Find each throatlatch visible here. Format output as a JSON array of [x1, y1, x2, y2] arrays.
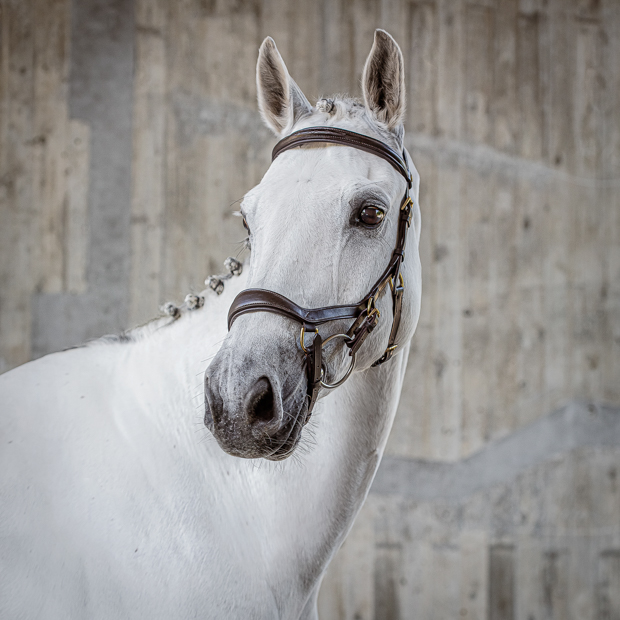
[[227, 126, 415, 418]]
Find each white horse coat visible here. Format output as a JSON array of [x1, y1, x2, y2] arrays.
[[0, 30, 421, 619]]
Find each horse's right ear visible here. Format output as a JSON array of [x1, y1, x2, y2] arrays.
[[257, 37, 312, 136]]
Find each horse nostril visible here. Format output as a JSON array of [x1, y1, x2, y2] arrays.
[[246, 377, 276, 424]]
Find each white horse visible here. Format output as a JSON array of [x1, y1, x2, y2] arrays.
[[0, 30, 421, 619]]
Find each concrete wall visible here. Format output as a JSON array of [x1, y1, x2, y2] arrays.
[[0, 0, 618, 617], [323, 401, 620, 619]]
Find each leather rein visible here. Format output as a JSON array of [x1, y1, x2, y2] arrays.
[[227, 126, 414, 416]]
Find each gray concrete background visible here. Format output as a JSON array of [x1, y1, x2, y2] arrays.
[[31, 0, 135, 356]]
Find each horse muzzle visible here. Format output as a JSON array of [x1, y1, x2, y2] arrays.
[[203, 325, 309, 460]]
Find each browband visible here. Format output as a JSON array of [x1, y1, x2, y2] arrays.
[[272, 126, 412, 188], [228, 126, 414, 417]]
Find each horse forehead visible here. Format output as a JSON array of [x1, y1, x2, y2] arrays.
[[257, 147, 397, 206]]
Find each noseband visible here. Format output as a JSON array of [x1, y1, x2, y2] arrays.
[[228, 126, 414, 417]]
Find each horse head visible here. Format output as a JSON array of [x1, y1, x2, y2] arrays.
[[204, 30, 421, 460]]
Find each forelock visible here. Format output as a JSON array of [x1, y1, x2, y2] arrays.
[[293, 95, 404, 152]]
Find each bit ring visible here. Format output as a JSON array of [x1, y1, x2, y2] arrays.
[[319, 333, 356, 389]]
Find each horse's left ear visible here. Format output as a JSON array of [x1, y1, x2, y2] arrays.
[[362, 29, 406, 131], [256, 37, 313, 136]]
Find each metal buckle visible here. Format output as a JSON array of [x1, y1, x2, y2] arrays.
[[300, 325, 318, 354], [389, 273, 405, 294], [367, 294, 382, 318], [401, 196, 414, 227]]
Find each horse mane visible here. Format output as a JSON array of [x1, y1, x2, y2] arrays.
[[80, 313, 185, 348], [89, 315, 174, 347], [83, 257, 246, 348]]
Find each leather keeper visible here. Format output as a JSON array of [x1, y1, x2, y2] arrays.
[[347, 311, 379, 357], [306, 332, 323, 416]]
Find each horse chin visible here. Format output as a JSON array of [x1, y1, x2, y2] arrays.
[[263, 409, 307, 461]]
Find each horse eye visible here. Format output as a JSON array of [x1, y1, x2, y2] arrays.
[[359, 206, 385, 227], [242, 217, 250, 233]]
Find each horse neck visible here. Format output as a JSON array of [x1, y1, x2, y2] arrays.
[[234, 349, 410, 589]]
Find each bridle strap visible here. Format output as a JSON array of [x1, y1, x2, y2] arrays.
[[272, 126, 412, 189], [228, 126, 414, 416]]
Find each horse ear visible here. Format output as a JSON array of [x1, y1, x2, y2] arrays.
[[362, 29, 406, 131], [256, 37, 312, 136]]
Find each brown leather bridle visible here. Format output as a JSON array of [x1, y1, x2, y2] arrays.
[[228, 126, 415, 416]]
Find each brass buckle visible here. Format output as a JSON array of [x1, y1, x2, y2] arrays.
[[401, 196, 414, 226], [389, 273, 405, 294], [300, 325, 318, 354], [367, 294, 381, 318]]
